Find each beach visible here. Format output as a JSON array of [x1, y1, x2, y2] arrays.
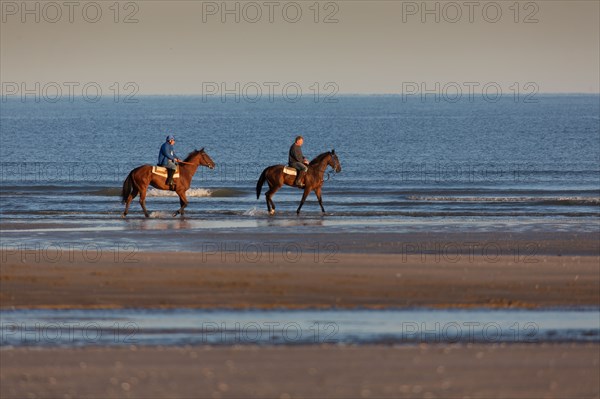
[[1, 249, 599, 310], [2, 198, 599, 399], [1, 242, 599, 398], [2, 344, 599, 399]]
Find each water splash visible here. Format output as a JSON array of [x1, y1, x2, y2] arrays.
[[147, 188, 213, 197], [148, 211, 171, 218], [243, 207, 267, 216]]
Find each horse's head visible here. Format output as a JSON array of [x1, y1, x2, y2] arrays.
[[186, 148, 215, 169], [198, 148, 215, 169], [328, 149, 342, 173]]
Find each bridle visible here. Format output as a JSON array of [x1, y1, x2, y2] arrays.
[[178, 151, 212, 168], [199, 151, 212, 168], [194, 150, 214, 168], [318, 153, 340, 182]]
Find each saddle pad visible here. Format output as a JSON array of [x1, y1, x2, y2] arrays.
[[152, 166, 180, 179], [283, 166, 297, 176]]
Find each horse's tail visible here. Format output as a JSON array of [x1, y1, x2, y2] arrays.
[[121, 171, 134, 203], [256, 167, 269, 199]]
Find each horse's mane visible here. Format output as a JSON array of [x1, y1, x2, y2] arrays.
[[184, 149, 204, 162], [309, 151, 331, 166]]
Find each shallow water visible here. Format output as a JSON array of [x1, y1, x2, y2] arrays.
[[1, 308, 598, 347]]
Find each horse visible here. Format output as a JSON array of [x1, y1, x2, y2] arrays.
[[121, 148, 215, 218], [256, 150, 341, 215]]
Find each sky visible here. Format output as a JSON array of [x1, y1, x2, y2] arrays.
[[1, 0, 599, 95]]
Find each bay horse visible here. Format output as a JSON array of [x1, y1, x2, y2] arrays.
[[121, 148, 215, 218], [256, 150, 341, 215]]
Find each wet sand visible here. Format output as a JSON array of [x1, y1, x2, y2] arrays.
[[1, 251, 598, 309], [1, 344, 599, 398], [2, 244, 599, 398]]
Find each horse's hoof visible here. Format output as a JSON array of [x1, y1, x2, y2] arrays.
[[121, 213, 127, 218], [172, 212, 178, 217], [269, 210, 275, 216]]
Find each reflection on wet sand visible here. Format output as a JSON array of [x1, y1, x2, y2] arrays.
[[258, 218, 325, 228], [123, 215, 326, 230], [134, 218, 193, 231]]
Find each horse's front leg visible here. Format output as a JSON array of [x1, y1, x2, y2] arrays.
[[296, 187, 311, 215], [314, 187, 325, 213], [174, 191, 188, 217]]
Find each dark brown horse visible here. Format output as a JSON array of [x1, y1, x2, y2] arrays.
[[256, 150, 341, 215], [121, 148, 215, 218]]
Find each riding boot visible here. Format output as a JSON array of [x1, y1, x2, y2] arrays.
[[166, 169, 175, 190], [294, 171, 306, 188]]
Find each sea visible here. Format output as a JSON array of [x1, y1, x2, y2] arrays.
[[0, 94, 599, 251]]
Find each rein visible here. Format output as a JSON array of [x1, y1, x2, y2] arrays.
[[312, 161, 334, 183], [178, 150, 208, 166]]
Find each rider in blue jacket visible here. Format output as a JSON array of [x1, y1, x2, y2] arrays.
[[158, 135, 181, 189]]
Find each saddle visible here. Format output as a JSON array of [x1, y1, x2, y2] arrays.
[[152, 165, 180, 179], [283, 166, 298, 176]]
